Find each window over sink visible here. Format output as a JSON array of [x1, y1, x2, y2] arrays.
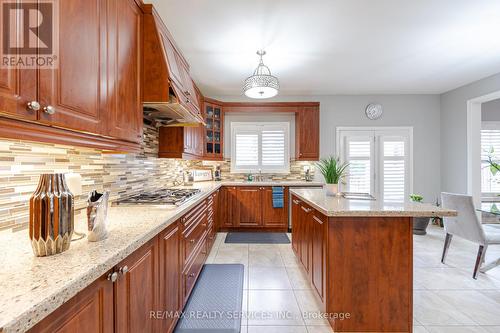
[[231, 122, 290, 173]]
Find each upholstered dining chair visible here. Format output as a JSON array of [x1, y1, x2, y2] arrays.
[[440, 193, 500, 279]]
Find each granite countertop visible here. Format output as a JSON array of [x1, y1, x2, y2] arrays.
[[0, 182, 224, 333], [219, 180, 323, 187], [0, 180, 321, 332], [290, 188, 457, 217]]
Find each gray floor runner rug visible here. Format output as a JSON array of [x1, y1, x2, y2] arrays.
[[174, 264, 244, 333]]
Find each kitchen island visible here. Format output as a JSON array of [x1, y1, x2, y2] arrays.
[[290, 188, 456, 333]]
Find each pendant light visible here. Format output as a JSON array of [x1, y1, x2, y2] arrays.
[[243, 50, 279, 99]]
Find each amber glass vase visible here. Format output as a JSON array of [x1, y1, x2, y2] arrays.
[[29, 174, 74, 256]]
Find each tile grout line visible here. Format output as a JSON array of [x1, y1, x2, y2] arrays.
[[278, 242, 308, 328], [245, 243, 249, 328]]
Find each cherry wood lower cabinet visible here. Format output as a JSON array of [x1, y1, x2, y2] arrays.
[[28, 274, 114, 333], [206, 189, 219, 249], [28, 196, 218, 333], [310, 211, 326, 301], [220, 186, 289, 231], [236, 187, 262, 227], [291, 194, 413, 332], [158, 222, 181, 333], [219, 186, 238, 229], [291, 197, 301, 254], [261, 187, 289, 228], [115, 237, 159, 333]]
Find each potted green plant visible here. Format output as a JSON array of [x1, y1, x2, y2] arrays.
[[410, 194, 430, 235], [487, 149, 499, 177], [316, 156, 349, 196]]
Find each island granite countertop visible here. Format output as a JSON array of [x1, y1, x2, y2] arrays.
[[290, 188, 457, 217], [0, 180, 322, 333]]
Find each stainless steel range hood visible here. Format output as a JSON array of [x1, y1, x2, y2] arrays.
[[143, 95, 202, 127]]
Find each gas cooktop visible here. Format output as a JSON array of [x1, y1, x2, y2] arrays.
[[116, 188, 201, 206]]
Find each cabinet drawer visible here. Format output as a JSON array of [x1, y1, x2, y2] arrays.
[[183, 237, 207, 303], [182, 200, 208, 230], [182, 213, 207, 265], [207, 220, 216, 248]]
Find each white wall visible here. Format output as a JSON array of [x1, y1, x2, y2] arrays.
[[215, 94, 442, 201], [440, 73, 500, 194], [482, 99, 500, 121]]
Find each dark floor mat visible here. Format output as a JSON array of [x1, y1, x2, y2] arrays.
[[174, 264, 244, 333], [225, 232, 290, 244]]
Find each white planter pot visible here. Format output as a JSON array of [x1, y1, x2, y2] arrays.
[[324, 183, 339, 196]]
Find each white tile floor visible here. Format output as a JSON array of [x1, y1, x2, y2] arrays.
[[205, 225, 500, 333]]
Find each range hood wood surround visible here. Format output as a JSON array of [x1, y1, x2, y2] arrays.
[[142, 4, 203, 126]]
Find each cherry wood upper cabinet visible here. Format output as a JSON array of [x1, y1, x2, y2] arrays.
[[105, 0, 143, 143], [158, 125, 203, 160], [158, 222, 181, 333], [0, 0, 143, 151], [203, 99, 224, 160], [261, 187, 289, 228], [0, 67, 38, 122], [0, 2, 38, 122], [222, 102, 319, 161], [296, 106, 320, 160], [115, 237, 159, 333], [28, 273, 114, 333], [38, 0, 104, 134]]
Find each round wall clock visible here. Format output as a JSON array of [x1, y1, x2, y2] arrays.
[[365, 103, 383, 120]]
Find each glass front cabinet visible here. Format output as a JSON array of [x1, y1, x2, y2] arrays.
[[204, 101, 224, 160]]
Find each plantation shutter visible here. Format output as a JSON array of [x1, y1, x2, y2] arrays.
[[231, 123, 290, 173], [262, 129, 286, 167], [481, 126, 500, 194], [344, 136, 373, 194], [339, 128, 412, 201], [234, 131, 259, 167], [381, 138, 407, 202]]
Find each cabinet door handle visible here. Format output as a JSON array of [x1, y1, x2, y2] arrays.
[[293, 199, 301, 204], [119, 266, 129, 275], [188, 273, 195, 278], [107, 272, 118, 283], [27, 101, 41, 111], [190, 239, 196, 243], [184, 90, 191, 96], [301, 206, 311, 213], [43, 105, 56, 115]]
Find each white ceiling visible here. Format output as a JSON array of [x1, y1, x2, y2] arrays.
[[148, 0, 500, 96]]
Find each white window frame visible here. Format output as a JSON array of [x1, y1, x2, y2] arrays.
[[336, 127, 414, 201], [481, 121, 500, 198], [231, 122, 290, 174]]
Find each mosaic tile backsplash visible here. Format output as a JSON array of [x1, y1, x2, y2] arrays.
[[0, 123, 315, 232]]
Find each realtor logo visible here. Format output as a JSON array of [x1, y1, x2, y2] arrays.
[[1, 0, 58, 68]]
